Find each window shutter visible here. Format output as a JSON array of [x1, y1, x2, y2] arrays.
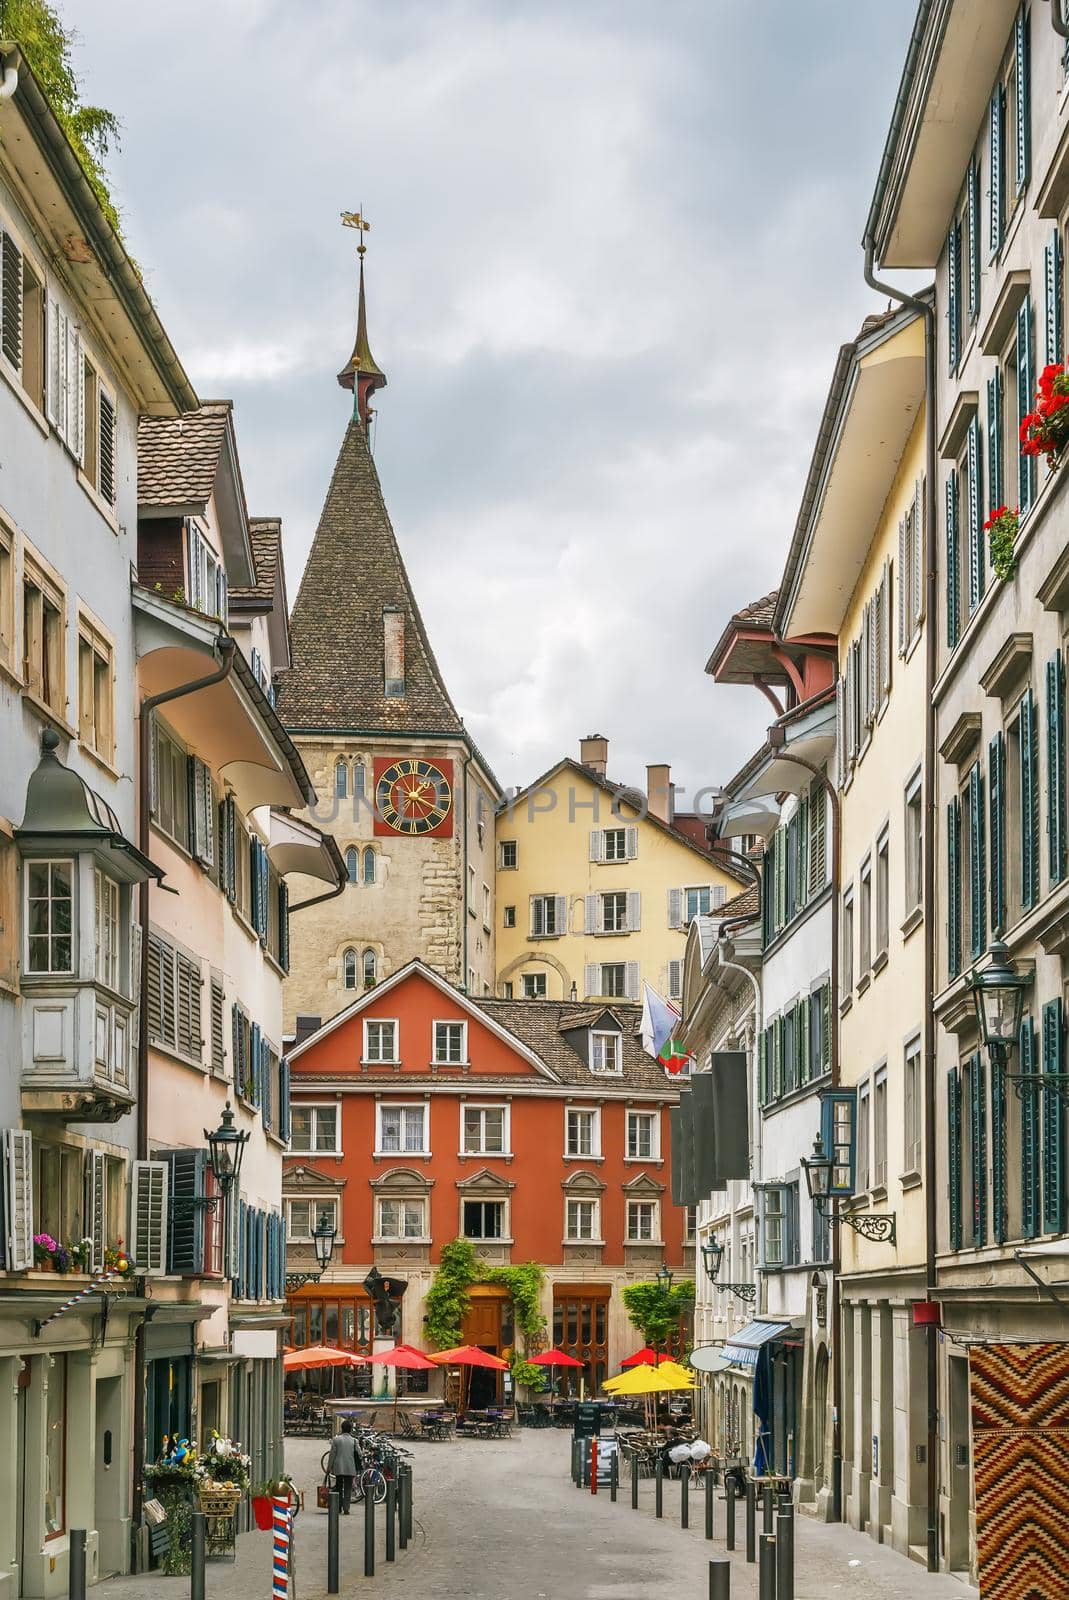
[[627, 890, 642, 932], [969, 762, 986, 960], [947, 221, 960, 373], [191, 759, 213, 867], [990, 86, 1004, 254], [1046, 227, 1064, 367], [1047, 651, 1067, 885], [237, 1198, 248, 1298], [969, 1053, 987, 1246], [1021, 686, 1039, 910], [149, 716, 160, 818], [947, 795, 962, 980], [553, 893, 568, 934], [989, 732, 1007, 936], [176, 952, 202, 1063], [667, 959, 683, 1001], [967, 414, 984, 612], [1, 231, 23, 371], [967, 158, 980, 322], [914, 477, 925, 630], [624, 961, 640, 1001], [166, 1148, 206, 1274], [835, 673, 846, 786], [129, 923, 143, 1064], [1018, 296, 1036, 513], [98, 387, 117, 504], [45, 296, 62, 428], [948, 1068, 962, 1251], [798, 994, 810, 1085], [280, 1057, 291, 1143], [584, 894, 598, 934], [881, 557, 892, 698], [1020, 1017, 1040, 1239], [3, 1129, 33, 1270], [86, 1149, 107, 1272], [946, 469, 960, 650], [249, 1022, 262, 1106], [992, 1052, 1007, 1245], [844, 641, 856, 762], [1015, 6, 1030, 195], [625, 825, 638, 860], [278, 880, 290, 973], [589, 830, 603, 863], [221, 794, 236, 902], [667, 888, 682, 930], [987, 371, 1003, 517], [583, 963, 598, 998], [897, 520, 907, 655], [66, 321, 82, 458], [210, 976, 225, 1075], [131, 1158, 168, 1277], [260, 1035, 271, 1131], [1042, 999, 1066, 1234]]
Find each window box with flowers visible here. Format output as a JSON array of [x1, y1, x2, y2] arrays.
[[1020, 364, 1069, 470], [984, 505, 1020, 582]]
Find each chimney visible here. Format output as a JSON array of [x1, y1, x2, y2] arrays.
[[294, 1014, 322, 1048], [579, 734, 608, 777], [647, 764, 673, 824]]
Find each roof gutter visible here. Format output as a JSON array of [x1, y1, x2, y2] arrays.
[[862, 0, 938, 260], [1049, 0, 1069, 40], [0, 47, 17, 99]]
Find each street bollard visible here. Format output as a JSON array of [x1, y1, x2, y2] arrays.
[[385, 1477, 396, 1564], [708, 1557, 731, 1600], [590, 1437, 598, 1495], [326, 1490, 340, 1595], [680, 1466, 689, 1529], [69, 1529, 86, 1600], [610, 1448, 618, 1503], [398, 1470, 409, 1552], [190, 1513, 206, 1600], [704, 1469, 714, 1540], [363, 1481, 375, 1579], [758, 1533, 777, 1600], [745, 1479, 756, 1563], [403, 1464, 414, 1544], [726, 1479, 736, 1551], [763, 1482, 774, 1534], [570, 1439, 577, 1483], [581, 1442, 590, 1487], [631, 1451, 639, 1510], [655, 1459, 664, 1518], [776, 1506, 794, 1600]]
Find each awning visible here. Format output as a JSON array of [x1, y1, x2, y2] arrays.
[[716, 795, 781, 842], [723, 1320, 796, 1373], [268, 809, 345, 887], [733, 699, 837, 804]]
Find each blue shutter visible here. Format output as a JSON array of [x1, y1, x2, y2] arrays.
[[280, 1057, 291, 1143], [992, 1053, 1007, 1245], [967, 414, 984, 612], [1046, 227, 1064, 367], [1021, 687, 1039, 910], [946, 470, 960, 649], [1021, 1018, 1040, 1239], [948, 1068, 962, 1251], [260, 842, 270, 941], [1015, 6, 1030, 195], [990, 86, 1004, 255], [987, 371, 1003, 516], [166, 1148, 206, 1275], [947, 795, 962, 980], [237, 1198, 247, 1296], [278, 880, 290, 973], [947, 221, 960, 373], [967, 158, 981, 323], [970, 1052, 987, 1247], [968, 761, 986, 960], [989, 732, 1006, 936], [1042, 999, 1066, 1235], [1047, 651, 1067, 885], [1018, 297, 1036, 513], [260, 1034, 270, 1130]]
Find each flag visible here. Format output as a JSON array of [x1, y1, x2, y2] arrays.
[[640, 983, 680, 1060], [658, 1040, 693, 1075]]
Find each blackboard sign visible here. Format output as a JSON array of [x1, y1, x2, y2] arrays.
[[574, 1402, 601, 1440]]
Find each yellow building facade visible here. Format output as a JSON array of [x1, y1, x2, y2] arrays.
[[494, 738, 742, 1002]]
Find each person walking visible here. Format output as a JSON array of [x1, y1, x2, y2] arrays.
[[327, 1419, 359, 1513]]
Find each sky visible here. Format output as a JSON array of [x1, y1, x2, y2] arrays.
[[71, 0, 918, 804]]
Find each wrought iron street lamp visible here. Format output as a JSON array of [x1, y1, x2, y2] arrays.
[[699, 1232, 756, 1303], [286, 1207, 338, 1295], [205, 1101, 250, 1195], [802, 1133, 897, 1246], [656, 1263, 674, 1295], [969, 939, 1029, 1060]]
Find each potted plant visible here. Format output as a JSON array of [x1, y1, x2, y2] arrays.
[[251, 1474, 296, 1530], [33, 1233, 58, 1270], [195, 1432, 251, 1510], [1020, 363, 1069, 466], [104, 1240, 134, 1276], [984, 505, 1020, 581]]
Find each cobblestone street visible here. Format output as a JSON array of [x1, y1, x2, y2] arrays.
[[102, 1432, 979, 1600]]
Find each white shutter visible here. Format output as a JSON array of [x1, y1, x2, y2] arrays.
[[667, 959, 683, 1001], [530, 896, 542, 937], [584, 894, 598, 934], [3, 1129, 33, 1271], [712, 884, 727, 909], [881, 558, 892, 699], [45, 296, 62, 427], [897, 519, 906, 655], [86, 1149, 107, 1272], [625, 826, 638, 860], [835, 674, 846, 789], [627, 890, 642, 931], [584, 963, 599, 998], [667, 888, 683, 929], [192, 759, 214, 867], [589, 830, 604, 863], [554, 894, 567, 933], [624, 961, 640, 1000], [66, 321, 82, 456], [913, 477, 925, 627], [131, 1158, 168, 1277]]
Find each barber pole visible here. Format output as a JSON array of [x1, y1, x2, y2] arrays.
[[33, 1268, 123, 1336], [271, 1497, 291, 1600]]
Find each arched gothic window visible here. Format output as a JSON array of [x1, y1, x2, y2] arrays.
[[353, 761, 366, 797], [334, 760, 348, 799], [362, 948, 377, 989], [362, 846, 376, 885], [343, 947, 357, 989], [345, 847, 359, 884]]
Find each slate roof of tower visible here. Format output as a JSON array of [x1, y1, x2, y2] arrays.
[[277, 421, 464, 735]]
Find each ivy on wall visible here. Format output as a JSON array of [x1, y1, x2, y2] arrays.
[[423, 1238, 549, 1388]]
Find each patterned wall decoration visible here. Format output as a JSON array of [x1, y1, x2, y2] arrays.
[[970, 1343, 1069, 1598]]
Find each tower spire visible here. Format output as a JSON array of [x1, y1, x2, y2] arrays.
[[338, 210, 387, 429]]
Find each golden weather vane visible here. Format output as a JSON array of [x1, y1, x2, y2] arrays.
[[341, 209, 371, 257]]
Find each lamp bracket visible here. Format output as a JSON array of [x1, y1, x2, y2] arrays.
[[1005, 1073, 1069, 1108], [838, 1211, 897, 1246], [172, 1195, 223, 1215], [720, 1282, 757, 1303], [285, 1271, 324, 1294]]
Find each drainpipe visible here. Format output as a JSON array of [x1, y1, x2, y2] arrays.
[[131, 636, 236, 1534], [1050, 0, 1069, 41], [288, 876, 345, 915], [863, 237, 939, 1574], [764, 734, 841, 1517]]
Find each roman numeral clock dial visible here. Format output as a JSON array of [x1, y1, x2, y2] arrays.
[[374, 759, 454, 836]]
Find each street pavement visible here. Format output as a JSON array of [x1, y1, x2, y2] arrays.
[[100, 1430, 980, 1600]]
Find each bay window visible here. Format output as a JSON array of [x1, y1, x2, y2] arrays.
[[26, 859, 73, 974], [94, 868, 120, 991]]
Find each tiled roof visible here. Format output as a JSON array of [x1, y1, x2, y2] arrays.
[[277, 422, 463, 735], [231, 517, 282, 605], [718, 883, 759, 921], [138, 401, 232, 508], [731, 591, 779, 629], [473, 998, 677, 1092]]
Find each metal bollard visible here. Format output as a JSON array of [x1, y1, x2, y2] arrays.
[[363, 1480, 375, 1579], [385, 1476, 396, 1563], [726, 1479, 736, 1550], [759, 1533, 777, 1600], [190, 1513, 206, 1600], [590, 1437, 598, 1495], [581, 1442, 590, 1487], [704, 1469, 714, 1540], [398, 1470, 409, 1552], [680, 1466, 689, 1529], [403, 1463, 414, 1544], [610, 1448, 618, 1503], [655, 1459, 664, 1517], [745, 1479, 756, 1563], [326, 1490, 340, 1594], [708, 1557, 731, 1600], [776, 1506, 794, 1600], [631, 1451, 639, 1510], [763, 1482, 774, 1534], [69, 1529, 86, 1600]]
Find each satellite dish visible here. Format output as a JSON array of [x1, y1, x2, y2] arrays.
[[688, 1345, 732, 1374]]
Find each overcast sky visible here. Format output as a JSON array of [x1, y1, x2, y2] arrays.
[[73, 0, 915, 803]]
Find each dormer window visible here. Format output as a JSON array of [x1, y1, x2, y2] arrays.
[[590, 1031, 621, 1074]]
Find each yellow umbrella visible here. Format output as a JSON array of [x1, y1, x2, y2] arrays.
[[656, 1360, 694, 1386], [603, 1363, 694, 1395]]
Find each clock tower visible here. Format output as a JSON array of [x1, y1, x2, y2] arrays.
[[276, 221, 499, 1033]]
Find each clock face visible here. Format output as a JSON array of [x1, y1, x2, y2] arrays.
[[374, 758, 454, 837]]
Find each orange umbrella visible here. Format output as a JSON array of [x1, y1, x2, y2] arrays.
[[282, 1345, 367, 1371], [429, 1345, 509, 1369]]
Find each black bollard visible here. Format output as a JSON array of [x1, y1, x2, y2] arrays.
[[385, 1476, 396, 1563], [759, 1533, 777, 1600], [655, 1459, 663, 1518], [69, 1530, 86, 1600], [631, 1451, 639, 1510], [581, 1442, 590, 1487], [726, 1478, 736, 1551], [708, 1557, 731, 1600], [364, 1480, 375, 1579], [681, 1466, 689, 1529], [190, 1513, 206, 1600], [398, 1470, 409, 1552], [704, 1469, 714, 1540], [610, 1448, 618, 1503], [745, 1479, 756, 1563], [776, 1506, 794, 1600], [402, 1464, 413, 1544], [326, 1490, 340, 1594], [763, 1482, 774, 1534]]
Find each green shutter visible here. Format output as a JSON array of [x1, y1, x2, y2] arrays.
[[970, 1051, 987, 1247], [1018, 296, 1036, 513], [799, 994, 810, 1085], [820, 983, 831, 1076], [989, 732, 1007, 936], [948, 1067, 963, 1251], [1021, 1016, 1041, 1239], [990, 86, 1004, 254], [967, 414, 984, 612], [967, 158, 981, 323], [1021, 686, 1040, 909], [758, 1030, 768, 1106], [946, 470, 960, 649], [947, 795, 963, 980], [1042, 999, 1067, 1235], [968, 761, 987, 960], [773, 1016, 783, 1099], [278, 880, 290, 973], [992, 1053, 1007, 1245], [1046, 227, 1064, 367], [1015, 6, 1030, 195], [987, 370, 1003, 515], [948, 221, 960, 373], [1047, 651, 1067, 885]]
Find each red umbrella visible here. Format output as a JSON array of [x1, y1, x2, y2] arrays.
[[620, 1346, 672, 1368], [283, 1345, 367, 1371], [526, 1346, 585, 1406], [430, 1344, 509, 1414], [368, 1345, 438, 1431]]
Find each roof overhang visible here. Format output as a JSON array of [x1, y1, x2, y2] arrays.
[[0, 48, 196, 414], [732, 697, 837, 803], [268, 810, 345, 887], [716, 795, 781, 843], [132, 586, 312, 812], [780, 316, 925, 637], [866, 0, 1021, 268]]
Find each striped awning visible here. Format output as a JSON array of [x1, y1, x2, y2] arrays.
[[723, 1320, 795, 1373]]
